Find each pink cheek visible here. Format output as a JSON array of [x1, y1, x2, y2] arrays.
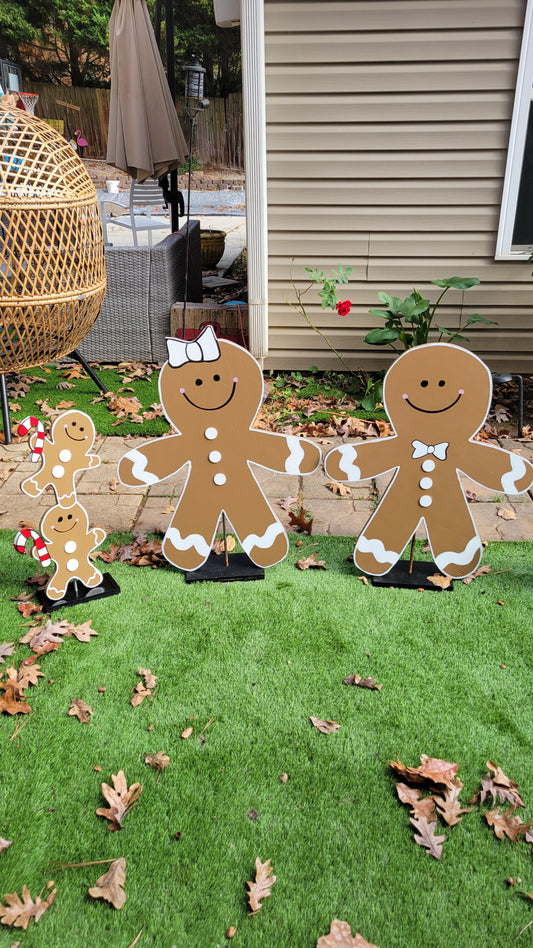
[[180, 388, 185, 394], [402, 393, 408, 400], [459, 389, 464, 395], [233, 377, 238, 383]]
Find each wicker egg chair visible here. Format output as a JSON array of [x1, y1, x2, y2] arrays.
[[0, 100, 108, 443]]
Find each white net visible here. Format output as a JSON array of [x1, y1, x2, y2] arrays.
[[17, 93, 39, 115]]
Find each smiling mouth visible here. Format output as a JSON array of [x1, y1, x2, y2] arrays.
[[65, 430, 86, 441], [182, 380, 237, 411], [405, 393, 462, 414], [52, 521, 77, 533]]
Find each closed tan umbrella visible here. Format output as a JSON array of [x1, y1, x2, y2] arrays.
[[107, 0, 188, 183]]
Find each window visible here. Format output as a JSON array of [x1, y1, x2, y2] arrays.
[[496, 0, 533, 258]]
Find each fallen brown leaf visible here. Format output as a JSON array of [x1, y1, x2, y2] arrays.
[[0, 837, 12, 851], [17, 601, 43, 618], [246, 857, 276, 915], [396, 783, 437, 821], [480, 760, 524, 808], [145, 752, 170, 771], [212, 535, 236, 555], [278, 495, 298, 511], [0, 884, 56, 929], [461, 564, 493, 585], [288, 507, 313, 534], [0, 642, 15, 663], [317, 919, 379, 948], [427, 573, 453, 589], [410, 815, 446, 859], [96, 770, 142, 831], [309, 715, 341, 734], [0, 675, 31, 715], [296, 554, 327, 570], [327, 481, 352, 497], [485, 806, 531, 842], [68, 698, 94, 724], [497, 507, 516, 520], [434, 778, 474, 826], [343, 673, 382, 691], [181, 727, 193, 739], [88, 858, 126, 910], [390, 755, 458, 790]]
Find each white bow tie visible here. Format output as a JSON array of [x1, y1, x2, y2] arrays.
[[412, 439, 449, 461], [166, 324, 221, 368]]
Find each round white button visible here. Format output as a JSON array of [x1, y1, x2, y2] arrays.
[[205, 427, 218, 440], [209, 450, 222, 463], [419, 477, 433, 490], [213, 473, 227, 486], [64, 540, 77, 554], [52, 464, 65, 479], [58, 449, 72, 463], [419, 495, 432, 508], [422, 459, 435, 472], [66, 558, 79, 572]]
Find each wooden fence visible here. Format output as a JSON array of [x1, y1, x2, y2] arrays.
[[23, 82, 244, 169]]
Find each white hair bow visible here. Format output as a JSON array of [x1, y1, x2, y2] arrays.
[[412, 439, 449, 461], [166, 324, 221, 368]]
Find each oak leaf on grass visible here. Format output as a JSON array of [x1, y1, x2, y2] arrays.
[[310, 716, 341, 734], [246, 857, 276, 915], [212, 535, 236, 555], [480, 760, 524, 808], [0, 642, 15, 663], [410, 816, 446, 859], [296, 554, 327, 571], [0, 837, 12, 851], [396, 783, 437, 821], [68, 699, 93, 724], [343, 674, 382, 691], [145, 752, 170, 772], [16, 660, 44, 689], [0, 884, 56, 929], [88, 858, 126, 910], [317, 919, 379, 948], [435, 778, 474, 827], [96, 770, 142, 831], [427, 573, 453, 590], [390, 755, 458, 790], [484, 806, 531, 842], [0, 676, 31, 715]]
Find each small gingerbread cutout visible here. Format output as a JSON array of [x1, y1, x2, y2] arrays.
[[118, 327, 322, 571], [325, 343, 533, 578], [19, 410, 100, 507], [38, 502, 106, 600]]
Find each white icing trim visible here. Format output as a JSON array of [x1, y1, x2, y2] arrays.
[[356, 534, 399, 564], [166, 527, 211, 558], [435, 536, 481, 572], [242, 520, 284, 555], [284, 436, 305, 474], [501, 453, 527, 494], [337, 444, 361, 482], [126, 449, 159, 485]]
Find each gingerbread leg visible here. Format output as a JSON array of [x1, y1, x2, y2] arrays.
[[46, 567, 68, 601], [163, 500, 217, 571], [426, 502, 482, 578], [355, 497, 418, 576], [229, 492, 289, 568]]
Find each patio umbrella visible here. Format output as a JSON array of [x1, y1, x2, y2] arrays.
[[107, 0, 188, 183]]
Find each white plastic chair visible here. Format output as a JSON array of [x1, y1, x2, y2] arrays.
[[101, 179, 170, 247]]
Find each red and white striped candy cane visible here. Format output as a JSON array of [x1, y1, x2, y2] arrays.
[[18, 416, 45, 462], [13, 528, 52, 567]]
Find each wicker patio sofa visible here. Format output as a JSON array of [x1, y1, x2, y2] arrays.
[[78, 221, 203, 364]]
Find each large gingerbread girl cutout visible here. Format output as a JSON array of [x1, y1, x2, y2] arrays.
[[325, 343, 533, 579], [118, 327, 321, 571]]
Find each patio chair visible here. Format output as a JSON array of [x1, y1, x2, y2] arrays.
[[101, 178, 184, 247]]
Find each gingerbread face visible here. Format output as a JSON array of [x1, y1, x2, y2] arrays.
[[383, 344, 491, 440], [39, 502, 106, 600], [325, 343, 533, 578], [119, 326, 321, 571], [159, 339, 263, 435]]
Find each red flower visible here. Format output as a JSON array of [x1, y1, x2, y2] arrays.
[[335, 300, 352, 316]]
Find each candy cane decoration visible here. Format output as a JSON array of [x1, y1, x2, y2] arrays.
[[18, 416, 45, 462], [14, 528, 52, 568]]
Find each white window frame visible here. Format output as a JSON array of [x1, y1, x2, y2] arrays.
[[496, 0, 533, 259]]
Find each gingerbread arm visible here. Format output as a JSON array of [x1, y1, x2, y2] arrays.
[[324, 437, 400, 482], [118, 435, 188, 487], [458, 441, 533, 495], [246, 430, 321, 475]]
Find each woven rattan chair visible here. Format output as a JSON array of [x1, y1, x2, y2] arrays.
[[0, 102, 107, 443]]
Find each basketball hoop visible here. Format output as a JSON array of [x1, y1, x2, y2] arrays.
[[17, 92, 39, 115]]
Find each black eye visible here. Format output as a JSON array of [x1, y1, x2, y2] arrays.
[[58, 516, 63, 523], [67, 514, 73, 520], [213, 374, 220, 382], [71, 421, 76, 427], [195, 378, 203, 386], [420, 380, 429, 388], [79, 426, 84, 432], [438, 379, 446, 387]]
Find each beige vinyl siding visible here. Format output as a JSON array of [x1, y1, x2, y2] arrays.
[[264, 0, 532, 372]]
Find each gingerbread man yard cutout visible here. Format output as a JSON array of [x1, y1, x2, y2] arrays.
[[325, 343, 533, 579], [20, 410, 100, 507], [118, 327, 321, 572]]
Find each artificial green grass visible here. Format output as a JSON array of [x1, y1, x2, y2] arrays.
[[5, 364, 171, 438], [1, 535, 533, 947]]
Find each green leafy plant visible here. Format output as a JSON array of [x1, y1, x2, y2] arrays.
[[365, 276, 496, 351], [284, 265, 354, 374]]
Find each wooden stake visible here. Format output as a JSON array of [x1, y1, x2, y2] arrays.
[[408, 534, 416, 574], [222, 512, 229, 567]]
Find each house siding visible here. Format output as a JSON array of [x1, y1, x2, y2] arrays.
[[263, 0, 532, 372]]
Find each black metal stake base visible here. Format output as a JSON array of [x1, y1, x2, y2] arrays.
[[36, 573, 121, 612], [185, 552, 265, 584], [370, 560, 454, 591]]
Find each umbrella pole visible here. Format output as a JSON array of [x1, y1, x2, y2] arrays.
[[183, 110, 197, 337]]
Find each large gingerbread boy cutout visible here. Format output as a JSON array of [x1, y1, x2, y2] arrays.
[[118, 327, 322, 571], [325, 343, 533, 579]]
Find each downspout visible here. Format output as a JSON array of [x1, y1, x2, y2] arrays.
[[240, 0, 268, 360]]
